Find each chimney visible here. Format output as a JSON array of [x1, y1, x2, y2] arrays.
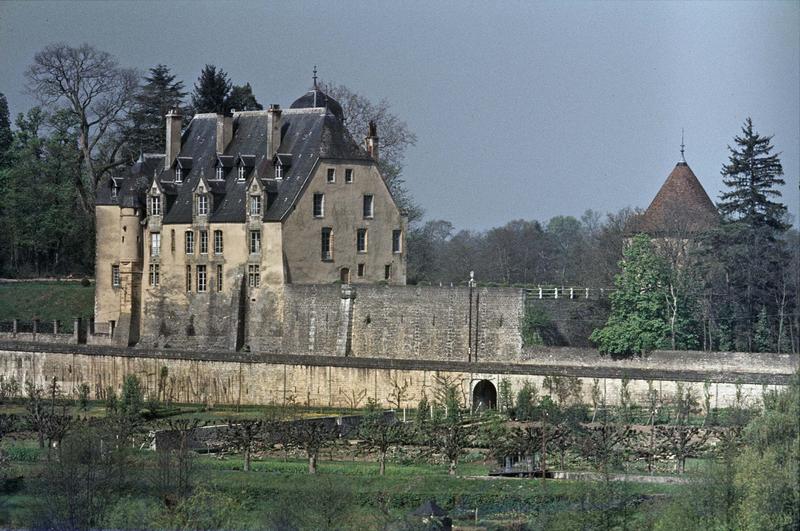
[[267, 104, 282, 159], [365, 120, 379, 161], [165, 108, 183, 169], [216, 113, 233, 154]]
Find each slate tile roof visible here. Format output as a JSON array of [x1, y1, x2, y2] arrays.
[[636, 162, 719, 235]]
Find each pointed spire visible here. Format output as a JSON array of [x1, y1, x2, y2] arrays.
[[312, 65, 318, 107], [680, 128, 686, 163]]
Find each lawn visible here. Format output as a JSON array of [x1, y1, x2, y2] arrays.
[[0, 281, 95, 326]]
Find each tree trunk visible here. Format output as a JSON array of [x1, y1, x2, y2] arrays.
[[448, 458, 457, 476], [379, 451, 386, 476], [244, 448, 251, 472], [308, 453, 317, 474]]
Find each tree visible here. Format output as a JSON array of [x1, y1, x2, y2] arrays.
[[358, 407, 410, 475], [119, 374, 143, 417], [223, 419, 264, 472], [514, 381, 538, 421], [655, 384, 709, 474], [127, 64, 187, 155], [0, 93, 11, 164], [320, 82, 421, 223], [591, 234, 671, 356], [285, 418, 338, 474], [191, 65, 231, 115], [226, 83, 262, 112], [25, 43, 138, 212], [425, 382, 470, 475], [715, 118, 790, 351]]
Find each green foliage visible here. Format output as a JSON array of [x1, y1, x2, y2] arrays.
[[754, 306, 774, 353], [120, 375, 143, 416], [0, 282, 94, 324], [226, 82, 262, 112], [191, 64, 231, 114], [521, 305, 562, 346], [514, 381, 538, 421], [127, 64, 187, 155], [590, 234, 671, 356], [497, 378, 514, 417]]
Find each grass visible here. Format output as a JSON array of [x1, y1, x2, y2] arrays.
[[0, 281, 94, 325]]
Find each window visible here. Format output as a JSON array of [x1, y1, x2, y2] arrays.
[[171, 230, 176, 252], [237, 165, 245, 181], [199, 230, 208, 254], [345, 168, 353, 183], [357, 263, 365, 277], [392, 229, 402, 253], [275, 165, 283, 180], [321, 227, 333, 261], [214, 230, 223, 254], [216, 166, 224, 180], [149, 264, 160, 286], [149, 195, 161, 216], [175, 167, 183, 183], [250, 195, 262, 216], [326, 168, 335, 183], [313, 193, 324, 218], [384, 264, 391, 280], [363, 194, 374, 218], [216, 265, 223, 291], [197, 194, 208, 216], [111, 265, 120, 287], [185, 265, 192, 292], [197, 265, 207, 292], [150, 232, 161, 257], [248, 264, 260, 288], [357, 228, 368, 253], [185, 231, 194, 254], [111, 185, 119, 200], [249, 230, 261, 254]]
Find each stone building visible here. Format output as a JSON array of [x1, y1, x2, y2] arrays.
[[94, 82, 407, 346]]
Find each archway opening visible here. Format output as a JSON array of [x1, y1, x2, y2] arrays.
[[472, 380, 497, 412]]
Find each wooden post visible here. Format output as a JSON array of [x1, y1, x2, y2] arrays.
[[32, 319, 39, 339], [53, 320, 59, 334], [12, 319, 18, 335]]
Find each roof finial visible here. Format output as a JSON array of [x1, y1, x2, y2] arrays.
[[680, 128, 686, 163], [312, 65, 318, 88]]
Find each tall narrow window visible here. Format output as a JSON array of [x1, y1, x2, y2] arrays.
[[111, 265, 120, 287], [175, 167, 183, 183], [216, 166, 224, 180], [185, 265, 192, 292], [237, 165, 245, 181], [345, 168, 353, 183], [216, 265, 223, 291], [326, 168, 336, 183], [197, 265, 207, 292], [384, 264, 391, 280], [249, 230, 261, 254], [250, 195, 262, 216], [150, 232, 161, 257], [149, 264, 160, 287], [275, 165, 283, 180], [214, 230, 223, 254], [363, 194, 374, 219], [149, 196, 161, 216], [321, 227, 333, 261], [357, 263, 365, 277], [248, 264, 260, 288], [185, 231, 194, 254], [357, 228, 368, 253], [197, 194, 208, 215], [199, 230, 208, 254], [170, 230, 176, 252], [392, 229, 402, 253], [313, 193, 324, 218], [111, 185, 119, 200]]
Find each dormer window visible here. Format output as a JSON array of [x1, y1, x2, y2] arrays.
[[238, 165, 245, 181], [275, 165, 283, 180], [197, 194, 208, 216], [148, 195, 161, 216], [111, 184, 119, 200], [216, 166, 224, 180], [250, 195, 262, 216], [175, 167, 183, 183]]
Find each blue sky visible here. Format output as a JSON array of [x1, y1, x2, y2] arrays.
[[0, 0, 797, 229]]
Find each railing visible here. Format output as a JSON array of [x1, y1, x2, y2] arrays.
[[524, 286, 615, 300]]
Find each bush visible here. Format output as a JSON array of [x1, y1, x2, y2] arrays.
[[3, 445, 41, 463]]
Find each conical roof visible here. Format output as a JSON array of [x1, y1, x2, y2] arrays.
[[290, 88, 344, 121], [638, 162, 719, 235]]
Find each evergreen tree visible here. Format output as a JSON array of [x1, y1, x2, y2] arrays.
[[128, 65, 187, 155], [591, 234, 671, 356], [191, 65, 232, 114], [715, 118, 789, 351], [226, 83, 262, 112], [754, 307, 774, 353], [0, 93, 11, 165]]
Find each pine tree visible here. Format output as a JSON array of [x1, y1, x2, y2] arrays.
[[754, 307, 774, 353], [226, 83, 262, 112], [716, 118, 789, 351], [191, 65, 232, 114], [128, 65, 187, 155], [0, 93, 11, 165]]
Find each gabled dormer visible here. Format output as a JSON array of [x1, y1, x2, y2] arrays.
[[214, 155, 234, 180], [147, 180, 164, 217], [236, 154, 256, 182], [110, 177, 122, 203], [174, 156, 193, 184], [246, 173, 264, 219], [193, 175, 212, 220], [272, 153, 292, 181]]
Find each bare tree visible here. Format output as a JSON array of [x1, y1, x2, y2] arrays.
[[223, 419, 265, 472], [387, 372, 412, 410], [358, 410, 410, 476], [285, 419, 338, 474], [25, 43, 138, 211]]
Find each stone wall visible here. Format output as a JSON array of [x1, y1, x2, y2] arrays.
[[0, 341, 794, 412]]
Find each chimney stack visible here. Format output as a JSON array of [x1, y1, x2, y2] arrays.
[[365, 120, 379, 161], [216, 113, 233, 154], [267, 104, 282, 159], [165, 108, 183, 169]]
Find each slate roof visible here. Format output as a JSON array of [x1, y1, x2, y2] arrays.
[[96, 153, 164, 207], [105, 88, 375, 224], [637, 161, 719, 235], [289, 87, 344, 121]]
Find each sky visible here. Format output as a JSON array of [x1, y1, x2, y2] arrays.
[[0, 0, 797, 230]]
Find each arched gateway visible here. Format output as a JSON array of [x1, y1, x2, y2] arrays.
[[472, 379, 497, 411]]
